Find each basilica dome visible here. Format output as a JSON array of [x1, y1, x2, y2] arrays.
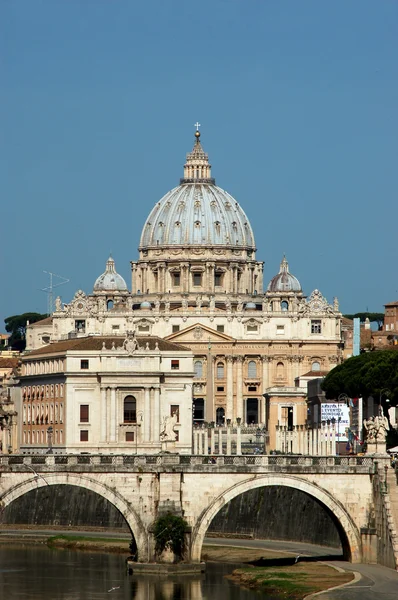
[[267, 256, 302, 293], [93, 256, 128, 293], [139, 130, 255, 249]]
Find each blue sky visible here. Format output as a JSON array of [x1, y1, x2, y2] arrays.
[[1, 1, 397, 328]]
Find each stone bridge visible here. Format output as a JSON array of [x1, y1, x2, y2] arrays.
[[0, 454, 390, 565]]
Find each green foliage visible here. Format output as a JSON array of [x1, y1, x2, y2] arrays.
[[343, 312, 385, 329], [154, 513, 188, 559], [4, 312, 48, 350], [321, 351, 398, 408]]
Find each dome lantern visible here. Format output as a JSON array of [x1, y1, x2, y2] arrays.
[[93, 256, 128, 293], [180, 124, 215, 185], [267, 256, 302, 293]]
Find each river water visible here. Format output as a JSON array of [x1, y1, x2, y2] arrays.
[[0, 544, 272, 599]]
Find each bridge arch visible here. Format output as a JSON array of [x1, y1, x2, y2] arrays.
[[0, 473, 148, 560], [191, 474, 362, 563]]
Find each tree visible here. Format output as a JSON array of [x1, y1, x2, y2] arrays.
[[153, 513, 188, 560], [343, 312, 385, 330], [4, 312, 48, 351], [321, 351, 398, 413]]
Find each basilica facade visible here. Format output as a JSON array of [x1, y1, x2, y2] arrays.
[[26, 129, 343, 451]]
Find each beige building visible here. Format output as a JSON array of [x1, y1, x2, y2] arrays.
[[26, 129, 343, 451], [19, 334, 194, 454]]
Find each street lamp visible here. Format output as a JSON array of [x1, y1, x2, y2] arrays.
[[337, 393, 350, 406]]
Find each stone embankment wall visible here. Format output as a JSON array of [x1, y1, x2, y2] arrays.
[[2, 484, 340, 549], [1, 485, 129, 530], [208, 486, 341, 548]]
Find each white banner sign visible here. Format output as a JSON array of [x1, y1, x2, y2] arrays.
[[321, 403, 350, 441]]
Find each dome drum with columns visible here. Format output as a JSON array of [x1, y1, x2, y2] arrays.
[[25, 127, 343, 453]]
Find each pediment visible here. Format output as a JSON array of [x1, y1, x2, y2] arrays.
[[166, 323, 236, 343]]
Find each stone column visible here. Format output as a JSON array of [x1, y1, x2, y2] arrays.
[[236, 356, 243, 420], [109, 386, 116, 442], [210, 427, 215, 454], [218, 427, 223, 454], [205, 355, 214, 423], [193, 430, 198, 454], [226, 356, 234, 421], [153, 387, 160, 442], [262, 356, 269, 389], [181, 263, 189, 293], [158, 262, 166, 294], [100, 386, 107, 442], [150, 388, 155, 442], [198, 430, 203, 454], [144, 387, 150, 442], [226, 425, 232, 455], [131, 263, 138, 293], [236, 422, 242, 455]]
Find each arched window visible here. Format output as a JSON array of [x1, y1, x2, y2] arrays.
[[107, 299, 114, 310], [312, 361, 321, 372], [276, 362, 284, 379], [217, 362, 225, 379], [194, 360, 203, 378], [281, 301, 288, 311], [248, 360, 257, 378], [124, 395, 137, 423]]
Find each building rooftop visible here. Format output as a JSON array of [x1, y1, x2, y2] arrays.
[[25, 335, 191, 357]]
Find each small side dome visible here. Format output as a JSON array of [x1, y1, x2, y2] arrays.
[[267, 256, 302, 293], [245, 302, 257, 309], [93, 256, 128, 292], [140, 301, 152, 310]]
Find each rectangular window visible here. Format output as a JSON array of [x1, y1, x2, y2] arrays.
[[217, 325, 224, 333], [247, 325, 258, 332], [170, 405, 180, 422], [112, 325, 120, 330], [248, 386, 257, 392], [216, 386, 224, 392], [138, 325, 150, 332], [125, 431, 134, 442], [80, 360, 89, 370], [173, 273, 181, 286], [311, 320, 322, 334], [214, 273, 222, 287], [80, 430, 88, 442], [80, 405, 89, 423], [172, 325, 180, 333], [276, 325, 285, 335], [193, 273, 202, 287], [171, 360, 180, 370]]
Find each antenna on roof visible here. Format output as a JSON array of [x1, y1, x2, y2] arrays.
[[41, 271, 70, 315]]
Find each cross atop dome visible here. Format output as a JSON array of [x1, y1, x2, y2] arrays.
[[180, 125, 215, 184]]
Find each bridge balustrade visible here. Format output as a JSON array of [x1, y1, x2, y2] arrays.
[[0, 453, 377, 469]]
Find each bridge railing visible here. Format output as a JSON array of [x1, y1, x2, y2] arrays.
[[0, 453, 378, 469]]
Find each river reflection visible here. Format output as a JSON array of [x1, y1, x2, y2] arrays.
[[0, 544, 268, 599]]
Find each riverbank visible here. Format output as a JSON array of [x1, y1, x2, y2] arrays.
[[0, 531, 353, 599]]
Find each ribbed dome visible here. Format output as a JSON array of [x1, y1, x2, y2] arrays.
[[267, 256, 302, 293], [139, 131, 255, 249], [93, 256, 128, 293]]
